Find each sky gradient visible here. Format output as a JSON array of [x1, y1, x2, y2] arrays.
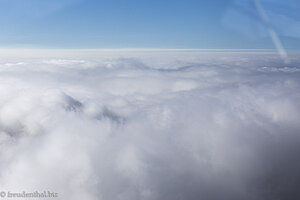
[[0, 0, 299, 49]]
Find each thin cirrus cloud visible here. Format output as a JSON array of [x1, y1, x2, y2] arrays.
[[1, 0, 299, 49]]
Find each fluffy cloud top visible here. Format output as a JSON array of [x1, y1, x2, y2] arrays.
[[0, 51, 300, 200]]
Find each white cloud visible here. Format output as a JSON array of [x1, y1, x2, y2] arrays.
[[0, 51, 299, 200]]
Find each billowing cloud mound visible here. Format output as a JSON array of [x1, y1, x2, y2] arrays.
[[0, 51, 300, 200]]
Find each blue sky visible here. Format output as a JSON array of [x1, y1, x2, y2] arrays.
[[0, 0, 299, 49]]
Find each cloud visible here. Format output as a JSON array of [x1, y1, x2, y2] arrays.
[[0, 51, 300, 200]]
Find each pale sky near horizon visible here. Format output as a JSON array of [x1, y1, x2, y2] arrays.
[[0, 0, 299, 49]]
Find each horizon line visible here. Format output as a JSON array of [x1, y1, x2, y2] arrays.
[[0, 48, 299, 52]]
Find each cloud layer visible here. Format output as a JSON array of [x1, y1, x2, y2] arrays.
[[0, 51, 300, 200]]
